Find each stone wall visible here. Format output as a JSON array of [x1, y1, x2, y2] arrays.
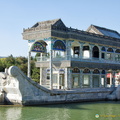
[[0, 66, 118, 105]]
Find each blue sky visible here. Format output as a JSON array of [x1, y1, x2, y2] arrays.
[[0, 0, 120, 57]]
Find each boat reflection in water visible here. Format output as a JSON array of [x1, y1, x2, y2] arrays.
[[0, 106, 22, 120], [0, 101, 120, 120]]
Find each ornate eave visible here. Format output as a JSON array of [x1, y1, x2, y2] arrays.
[[22, 29, 51, 40], [22, 19, 120, 48], [51, 29, 120, 48]]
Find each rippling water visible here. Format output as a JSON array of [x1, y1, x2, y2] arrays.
[[0, 101, 120, 120]]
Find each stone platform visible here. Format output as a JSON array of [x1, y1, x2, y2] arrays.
[[0, 66, 119, 105]]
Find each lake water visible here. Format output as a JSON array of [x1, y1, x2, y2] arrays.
[[0, 101, 120, 120]]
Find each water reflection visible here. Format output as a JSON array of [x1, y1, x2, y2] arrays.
[[6, 107, 22, 120], [0, 101, 120, 120], [42, 107, 70, 120], [0, 106, 22, 120], [20, 104, 71, 120]]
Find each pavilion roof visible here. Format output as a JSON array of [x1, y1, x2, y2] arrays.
[[87, 25, 120, 39], [31, 18, 65, 28]]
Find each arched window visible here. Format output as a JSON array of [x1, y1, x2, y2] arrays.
[[92, 46, 99, 58], [101, 47, 106, 51], [83, 46, 90, 59], [31, 41, 46, 53], [83, 46, 89, 50], [101, 47, 106, 59], [115, 49, 120, 61], [71, 41, 80, 58], [101, 70, 106, 74], [107, 48, 114, 60], [53, 40, 66, 51], [83, 68, 90, 73], [72, 68, 80, 73], [53, 40, 66, 58], [83, 68, 90, 88], [107, 48, 114, 52], [72, 68, 80, 88], [73, 47, 80, 55], [93, 69, 100, 74], [115, 49, 120, 53]]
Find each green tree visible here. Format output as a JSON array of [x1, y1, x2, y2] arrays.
[[5, 55, 15, 68], [0, 55, 40, 83], [31, 67, 40, 83], [15, 57, 28, 75], [0, 59, 4, 71], [15, 56, 27, 65]]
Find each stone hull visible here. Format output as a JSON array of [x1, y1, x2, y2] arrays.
[[0, 92, 4, 105], [0, 66, 117, 106]]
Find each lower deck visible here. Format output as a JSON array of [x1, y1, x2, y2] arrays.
[[40, 67, 119, 90], [0, 66, 119, 106]]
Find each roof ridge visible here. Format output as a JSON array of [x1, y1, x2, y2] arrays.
[[38, 18, 61, 24], [92, 24, 119, 34], [32, 18, 61, 28]]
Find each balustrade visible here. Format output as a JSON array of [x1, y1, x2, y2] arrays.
[[36, 55, 120, 64]]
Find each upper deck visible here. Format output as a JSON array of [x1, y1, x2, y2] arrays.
[[36, 55, 120, 70]]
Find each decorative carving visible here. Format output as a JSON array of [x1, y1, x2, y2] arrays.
[[8, 66, 20, 77], [0, 72, 7, 79], [0, 72, 7, 86]]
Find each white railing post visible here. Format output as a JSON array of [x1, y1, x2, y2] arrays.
[[28, 51, 31, 78], [50, 50, 53, 90]]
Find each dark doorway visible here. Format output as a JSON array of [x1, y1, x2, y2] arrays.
[[92, 46, 99, 58], [102, 53, 105, 59]]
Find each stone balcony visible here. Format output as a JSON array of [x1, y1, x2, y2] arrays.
[[35, 56, 120, 70], [36, 56, 120, 64]]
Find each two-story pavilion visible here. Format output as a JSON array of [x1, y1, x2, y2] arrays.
[[22, 19, 120, 89]]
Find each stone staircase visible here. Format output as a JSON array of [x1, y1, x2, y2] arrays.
[[107, 85, 120, 100]]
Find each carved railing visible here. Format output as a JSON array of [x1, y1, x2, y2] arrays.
[[36, 56, 120, 64]]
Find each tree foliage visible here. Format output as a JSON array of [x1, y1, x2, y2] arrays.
[[31, 67, 40, 83], [0, 55, 40, 83]]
